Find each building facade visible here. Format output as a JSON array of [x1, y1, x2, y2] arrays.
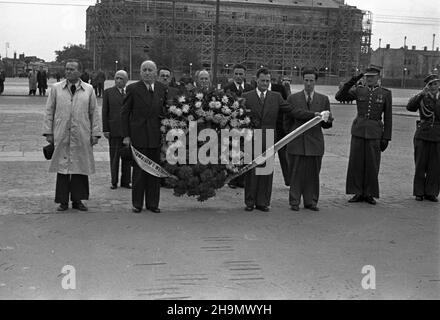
[[86, 0, 371, 80], [370, 45, 440, 88]]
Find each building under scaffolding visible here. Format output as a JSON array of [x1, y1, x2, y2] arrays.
[[85, 0, 372, 80]]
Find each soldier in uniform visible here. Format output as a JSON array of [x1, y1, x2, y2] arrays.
[[335, 66, 392, 205], [406, 74, 440, 202]]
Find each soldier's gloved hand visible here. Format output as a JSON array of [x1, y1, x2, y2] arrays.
[[380, 139, 389, 152], [355, 73, 364, 82], [347, 73, 364, 87]]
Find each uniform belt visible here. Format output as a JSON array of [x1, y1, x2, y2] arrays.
[[358, 115, 381, 121]]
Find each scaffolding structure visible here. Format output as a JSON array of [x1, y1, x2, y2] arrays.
[[86, 0, 371, 80]]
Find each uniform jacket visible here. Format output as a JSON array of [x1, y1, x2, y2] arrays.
[[121, 80, 167, 149], [285, 91, 332, 156], [102, 86, 125, 137], [42, 80, 101, 175], [336, 82, 392, 140], [406, 91, 440, 142], [223, 81, 253, 97]]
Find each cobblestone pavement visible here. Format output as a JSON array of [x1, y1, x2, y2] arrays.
[[0, 93, 438, 299]]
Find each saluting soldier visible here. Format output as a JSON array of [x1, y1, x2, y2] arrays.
[[335, 66, 392, 205], [406, 74, 440, 202]]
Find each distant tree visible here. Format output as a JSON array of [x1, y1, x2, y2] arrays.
[[55, 44, 93, 70]]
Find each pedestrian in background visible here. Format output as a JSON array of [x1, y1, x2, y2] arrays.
[[28, 68, 37, 95], [406, 74, 440, 202], [37, 66, 48, 96], [96, 69, 106, 97], [42, 59, 101, 212], [0, 68, 5, 95]]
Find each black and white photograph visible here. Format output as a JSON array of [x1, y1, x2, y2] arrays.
[[0, 0, 439, 304]]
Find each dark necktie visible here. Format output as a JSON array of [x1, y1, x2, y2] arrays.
[[71, 84, 76, 95], [260, 91, 265, 104], [307, 94, 311, 108], [237, 85, 243, 96], [121, 88, 125, 96]]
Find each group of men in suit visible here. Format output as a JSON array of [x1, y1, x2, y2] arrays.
[[101, 58, 438, 215]]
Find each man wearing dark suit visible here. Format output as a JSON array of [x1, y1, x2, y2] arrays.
[[269, 79, 290, 186], [223, 63, 253, 189], [406, 74, 440, 202], [122, 60, 167, 213], [242, 68, 317, 212], [285, 69, 333, 212], [102, 70, 131, 190], [335, 66, 392, 205], [158, 67, 180, 103]]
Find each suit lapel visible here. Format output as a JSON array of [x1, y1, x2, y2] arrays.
[[136, 81, 150, 107], [252, 90, 263, 118]]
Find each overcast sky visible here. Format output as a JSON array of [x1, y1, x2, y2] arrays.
[[0, 0, 439, 61]]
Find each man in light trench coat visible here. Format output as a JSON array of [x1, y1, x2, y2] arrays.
[[43, 59, 101, 211]]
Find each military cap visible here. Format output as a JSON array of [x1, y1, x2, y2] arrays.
[[364, 66, 381, 76], [424, 74, 440, 85]]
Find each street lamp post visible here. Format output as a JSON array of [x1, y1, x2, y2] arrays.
[[402, 67, 407, 88], [189, 62, 192, 78], [325, 67, 329, 85], [115, 60, 118, 73]]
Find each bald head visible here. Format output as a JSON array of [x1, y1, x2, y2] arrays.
[[197, 69, 210, 89], [114, 70, 128, 89], [139, 60, 157, 84]]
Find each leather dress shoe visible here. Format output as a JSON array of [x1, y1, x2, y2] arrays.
[[245, 205, 254, 211], [132, 207, 142, 213], [290, 205, 299, 211], [255, 205, 269, 212], [121, 184, 132, 189], [424, 195, 438, 202], [364, 196, 376, 205], [228, 183, 238, 189], [147, 207, 161, 213], [110, 184, 117, 190], [72, 201, 88, 211], [415, 196, 423, 201], [348, 194, 364, 203], [57, 203, 68, 211], [305, 205, 319, 211]]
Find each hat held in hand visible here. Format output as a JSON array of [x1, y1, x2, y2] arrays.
[[43, 143, 54, 160]]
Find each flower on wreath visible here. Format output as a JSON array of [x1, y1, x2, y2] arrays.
[[178, 96, 186, 103], [221, 95, 229, 104], [221, 106, 232, 115], [182, 104, 190, 113], [196, 93, 204, 100]]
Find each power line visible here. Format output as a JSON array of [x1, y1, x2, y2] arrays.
[[375, 14, 440, 22], [375, 20, 440, 26], [0, 1, 91, 6]]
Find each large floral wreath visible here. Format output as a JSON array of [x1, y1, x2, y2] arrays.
[[160, 89, 255, 201]]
